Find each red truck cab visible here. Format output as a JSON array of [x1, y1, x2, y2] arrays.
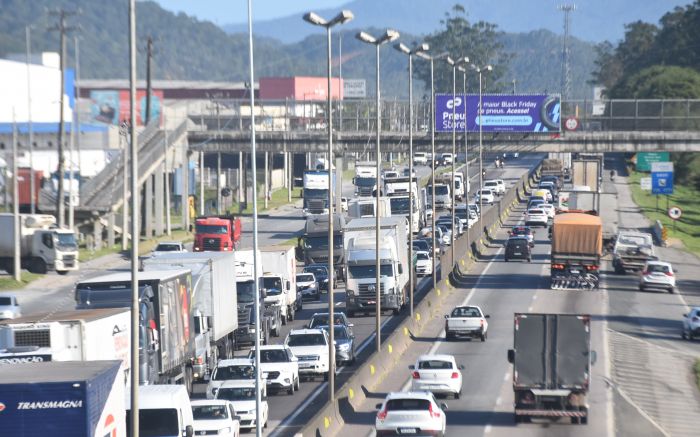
[[193, 215, 242, 251]]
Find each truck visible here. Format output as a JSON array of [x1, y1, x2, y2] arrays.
[[298, 213, 346, 275], [343, 216, 410, 317], [437, 172, 466, 201], [347, 197, 392, 219], [612, 230, 656, 274], [540, 158, 565, 184], [303, 170, 335, 217], [0, 213, 79, 275], [0, 309, 130, 375], [261, 245, 297, 325], [507, 313, 595, 424], [142, 251, 238, 381], [74, 270, 197, 394], [550, 212, 602, 289], [193, 215, 242, 252], [0, 360, 126, 437], [126, 385, 194, 437], [234, 249, 276, 347], [354, 161, 378, 197], [387, 195, 421, 234]]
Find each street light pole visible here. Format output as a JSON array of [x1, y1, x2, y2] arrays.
[[303, 9, 354, 404], [356, 29, 400, 353], [458, 65, 470, 246], [474, 65, 492, 218]]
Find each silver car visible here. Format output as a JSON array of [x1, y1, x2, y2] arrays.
[[0, 293, 21, 320], [639, 261, 676, 293]]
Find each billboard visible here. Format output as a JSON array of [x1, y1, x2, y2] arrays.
[[344, 79, 366, 99], [435, 94, 561, 133], [89, 89, 163, 126]]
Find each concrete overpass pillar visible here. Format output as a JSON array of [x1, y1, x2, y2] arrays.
[[107, 213, 115, 248], [93, 218, 103, 251], [155, 162, 164, 236], [335, 156, 342, 214], [182, 154, 190, 233], [238, 151, 243, 204], [217, 152, 222, 215], [264, 151, 269, 209], [145, 174, 153, 238]]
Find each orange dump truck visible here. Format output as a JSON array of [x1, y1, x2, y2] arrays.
[[550, 212, 602, 289]]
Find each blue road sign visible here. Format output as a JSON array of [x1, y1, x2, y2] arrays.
[[652, 171, 674, 195]]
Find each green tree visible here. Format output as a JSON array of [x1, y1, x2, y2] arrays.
[[609, 65, 700, 99]]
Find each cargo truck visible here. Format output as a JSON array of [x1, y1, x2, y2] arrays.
[[193, 215, 242, 251], [354, 161, 378, 197], [142, 251, 238, 381], [0, 309, 130, 375], [550, 212, 602, 289], [234, 250, 276, 347], [0, 213, 79, 275], [298, 213, 346, 277], [344, 216, 409, 317], [507, 313, 596, 424], [74, 270, 197, 393], [0, 360, 126, 437], [303, 170, 335, 216], [261, 246, 297, 325], [347, 197, 391, 219]]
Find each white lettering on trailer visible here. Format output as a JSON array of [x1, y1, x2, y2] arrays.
[[17, 400, 83, 409]]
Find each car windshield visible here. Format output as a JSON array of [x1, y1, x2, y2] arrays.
[[318, 325, 349, 339], [529, 210, 544, 215], [287, 333, 326, 347], [217, 387, 255, 401], [385, 399, 432, 411], [262, 277, 283, 295], [154, 243, 180, 251], [480, 190, 491, 195], [126, 409, 179, 437], [192, 405, 229, 420], [195, 224, 228, 234], [451, 307, 482, 317], [304, 266, 328, 277], [348, 264, 393, 278], [355, 177, 376, 187], [237, 281, 256, 303], [256, 349, 289, 363], [390, 197, 411, 214], [417, 252, 429, 260], [485, 182, 497, 187], [418, 360, 453, 370], [512, 228, 530, 236], [646, 264, 670, 274], [297, 274, 314, 282], [309, 314, 347, 327], [213, 364, 255, 380]]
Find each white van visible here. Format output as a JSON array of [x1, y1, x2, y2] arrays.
[[126, 385, 194, 437]]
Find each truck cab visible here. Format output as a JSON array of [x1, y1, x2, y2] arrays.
[[612, 231, 656, 274], [234, 251, 274, 347], [193, 215, 241, 252], [298, 214, 345, 271], [303, 170, 332, 217]]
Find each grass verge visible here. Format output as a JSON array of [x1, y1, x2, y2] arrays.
[[0, 272, 44, 290], [628, 170, 700, 256]]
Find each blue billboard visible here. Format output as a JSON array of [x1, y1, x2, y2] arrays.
[[435, 94, 561, 133]]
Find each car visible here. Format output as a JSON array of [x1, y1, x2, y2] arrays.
[[504, 237, 532, 262], [413, 152, 428, 165], [206, 358, 256, 399], [412, 239, 432, 257], [420, 226, 446, 250], [444, 305, 490, 341], [308, 312, 353, 330], [248, 345, 300, 395], [296, 272, 320, 301], [508, 226, 535, 247], [303, 264, 333, 290], [436, 217, 463, 238], [441, 153, 454, 165], [409, 354, 464, 398], [341, 197, 349, 213], [467, 203, 480, 217], [215, 380, 268, 431], [437, 224, 452, 246], [415, 250, 433, 277], [527, 198, 546, 210], [639, 261, 676, 293], [375, 392, 448, 437], [419, 236, 439, 258], [532, 189, 553, 203], [541, 175, 562, 189], [0, 293, 21, 320], [681, 307, 700, 340], [151, 241, 187, 257], [525, 208, 548, 227], [475, 189, 495, 205], [539, 203, 556, 219], [483, 180, 501, 196], [285, 328, 331, 381], [191, 400, 240, 437], [318, 324, 356, 365]]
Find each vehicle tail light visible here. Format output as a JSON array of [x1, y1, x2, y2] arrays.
[[451, 372, 459, 379], [480, 319, 484, 328], [665, 271, 674, 277], [428, 403, 441, 419], [412, 371, 420, 379], [377, 408, 388, 421], [586, 265, 598, 271]]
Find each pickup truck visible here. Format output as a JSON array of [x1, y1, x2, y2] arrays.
[[444, 305, 490, 341]]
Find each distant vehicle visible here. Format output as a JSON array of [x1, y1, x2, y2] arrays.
[[127, 385, 195, 437], [505, 237, 532, 263], [303, 264, 333, 290], [551, 212, 602, 289], [318, 324, 356, 365], [191, 400, 241, 437], [414, 250, 433, 277], [427, 183, 452, 209], [444, 305, 489, 341], [308, 312, 353, 330], [539, 203, 556, 219], [413, 152, 428, 165], [215, 380, 268, 431], [298, 214, 345, 275], [412, 239, 432, 258], [341, 197, 349, 212], [0, 293, 21, 320], [525, 208, 548, 227], [639, 261, 676, 293], [508, 226, 535, 247], [297, 272, 320, 301], [436, 215, 464, 236], [285, 328, 330, 381], [206, 358, 255, 399], [437, 224, 452, 246], [681, 307, 700, 340], [527, 198, 546, 210], [455, 205, 477, 228], [441, 153, 454, 165], [533, 188, 553, 202], [193, 215, 242, 251], [475, 189, 495, 205], [151, 241, 187, 256], [409, 354, 464, 398], [484, 179, 505, 195], [303, 170, 335, 216], [375, 392, 448, 437], [467, 203, 480, 217], [249, 345, 300, 395]]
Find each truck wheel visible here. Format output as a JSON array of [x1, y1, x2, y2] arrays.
[[294, 376, 300, 390], [289, 307, 295, 322], [183, 366, 194, 396], [57, 270, 69, 276], [30, 258, 47, 274]]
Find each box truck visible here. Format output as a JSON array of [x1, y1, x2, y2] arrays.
[[261, 245, 297, 324], [550, 212, 603, 289]]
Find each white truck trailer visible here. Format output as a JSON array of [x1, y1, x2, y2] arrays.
[[0, 213, 79, 275], [261, 246, 298, 325], [347, 197, 392, 219], [343, 216, 410, 317]]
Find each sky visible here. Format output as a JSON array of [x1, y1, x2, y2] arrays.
[[154, 0, 348, 25]]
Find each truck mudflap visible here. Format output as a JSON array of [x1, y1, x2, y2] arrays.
[[515, 409, 587, 418]]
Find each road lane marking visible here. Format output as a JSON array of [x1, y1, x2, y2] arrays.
[[484, 424, 492, 434], [503, 372, 510, 382]]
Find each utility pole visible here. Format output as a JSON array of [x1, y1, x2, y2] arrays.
[[26, 26, 35, 215], [144, 36, 155, 125], [558, 4, 576, 101], [49, 9, 77, 228]]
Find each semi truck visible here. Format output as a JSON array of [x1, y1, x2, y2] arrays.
[[303, 170, 335, 216], [193, 215, 242, 251], [74, 270, 197, 394], [612, 231, 656, 274], [0, 308, 130, 373], [298, 213, 346, 275], [0, 360, 126, 437], [234, 250, 275, 347], [261, 246, 298, 325], [347, 197, 391, 219], [354, 161, 378, 197], [0, 213, 79, 275], [507, 313, 595, 424], [343, 216, 410, 317], [550, 212, 602, 289], [142, 251, 238, 381]]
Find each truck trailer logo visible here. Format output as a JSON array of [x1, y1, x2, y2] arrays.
[[17, 400, 83, 409], [0, 402, 5, 412]]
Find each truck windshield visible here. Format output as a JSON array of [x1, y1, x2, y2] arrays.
[[305, 235, 343, 249], [348, 264, 393, 278], [126, 409, 179, 437], [237, 281, 256, 303], [355, 177, 376, 187], [303, 188, 327, 199], [54, 233, 77, 248], [262, 277, 283, 295], [390, 197, 410, 214], [196, 224, 228, 234]]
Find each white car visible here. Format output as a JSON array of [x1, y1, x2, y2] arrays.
[[151, 241, 187, 256], [494, 179, 506, 194], [475, 189, 495, 205], [215, 380, 268, 431], [415, 250, 433, 277], [341, 197, 349, 212], [525, 208, 548, 227], [639, 261, 676, 293], [682, 307, 700, 340], [285, 328, 330, 381], [483, 180, 500, 195], [207, 358, 256, 399], [248, 345, 300, 394], [297, 272, 319, 301], [539, 203, 556, 219], [375, 392, 447, 436], [0, 293, 21, 320], [444, 305, 490, 341], [409, 354, 464, 398], [191, 400, 240, 437]]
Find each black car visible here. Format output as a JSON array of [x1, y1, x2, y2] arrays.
[[504, 237, 532, 262], [303, 264, 333, 291], [508, 226, 535, 247], [412, 239, 432, 256]]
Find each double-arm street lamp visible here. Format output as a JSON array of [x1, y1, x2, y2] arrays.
[[457, 64, 471, 245], [472, 64, 492, 217], [356, 29, 400, 353], [303, 9, 354, 404]]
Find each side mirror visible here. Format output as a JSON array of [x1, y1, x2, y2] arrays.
[[291, 356, 298, 362], [507, 349, 515, 364], [485, 315, 491, 319], [440, 403, 449, 411], [408, 364, 415, 370], [233, 415, 242, 421], [185, 425, 194, 437], [398, 264, 403, 274], [375, 403, 383, 410], [286, 281, 291, 291], [591, 350, 598, 366]]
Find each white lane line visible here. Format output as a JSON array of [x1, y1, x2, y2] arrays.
[[484, 424, 492, 434], [601, 273, 615, 437]]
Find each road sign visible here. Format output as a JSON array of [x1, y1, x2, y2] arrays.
[[637, 152, 670, 171], [564, 116, 579, 131], [668, 206, 682, 220], [640, 177, 652, 190], [651, 171, 674, 195], [651, 161, 674, 173]]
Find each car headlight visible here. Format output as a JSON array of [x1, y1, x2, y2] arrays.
[[323, 278, 329, 283], [249, 328, 256, 333], [218, 427, 232, 435]]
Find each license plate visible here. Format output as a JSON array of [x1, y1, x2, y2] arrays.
[[570, 269, 580, 274], [367, 300, 376, 304], [398, 428, 417, 435], [514, 252, 522, 255]]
